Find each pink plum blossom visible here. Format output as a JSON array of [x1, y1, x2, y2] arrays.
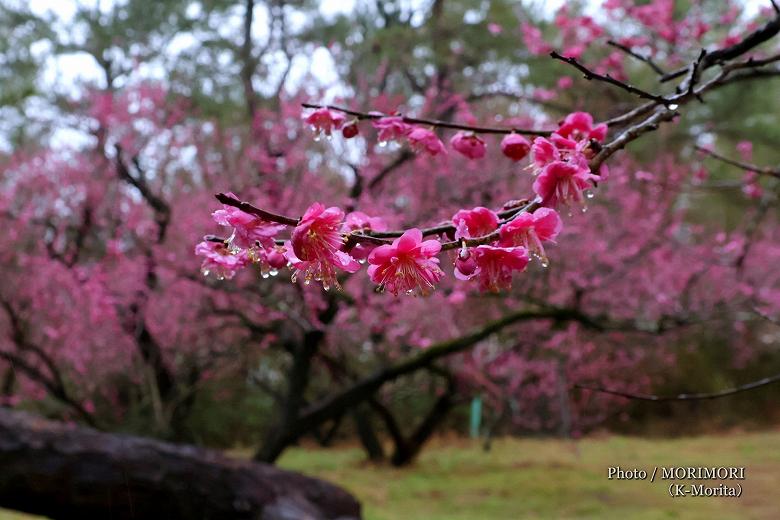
[[367, 228, 444, 296], [195, 240, 250, 280], [500, 134, 531, 161], [343, 211, 388, 262], [212, 195, 286, 250], [736, 141, 753, 161], [499, 208, 562, 265], [531, 137, 560, 170], [372, 116, 412, 143], [454, 245, 529, 292], [555, 112, 607, 143], [487, 22, 503, 35], [522, 22, 552, 55], [533, 161, 599, 208], [250, 244, 288, 277], [407, 127, 446, 156], [303, 108, 346, 137], [557, 76, 574, 89], [343, 211, 388, 233], [452, 207, 499, 240], [450, 131, 486, 159], [288, 203, 360, 289]]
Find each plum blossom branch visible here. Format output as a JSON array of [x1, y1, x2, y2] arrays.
[[592, 51, 780, 169], [659, 8, 780, 82], [215, 192, 300, 226], [606, 40, 666, 75], [300, 103, 554, 136], [696, 145, 780, 178], [574, 373, 780, 402], [549, 51, 673, 106]]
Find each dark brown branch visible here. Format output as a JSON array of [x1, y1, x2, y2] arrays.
[[696, 145, 780, 178], [301, 103, 553, 136], [575, 372, 780, 402], [114, 145, 169, 223], [606, 40, 666, 75], [660, 10, 780, 82], [256, 306, 612, 460], [240, 0, 257, 118], [550, 51, 672, 106], [215, 193, 300, 226], [367, 149, 414, 192]]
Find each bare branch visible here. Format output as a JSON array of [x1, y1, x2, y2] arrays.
[[606, 40, 666, 75], [301, 103, 553, 136], [660, 10, 780, 82], [214, 193, 300, 226], [695, 145, 780, 178], [575, 373, 780, 401], [550, 51, 672, 106]]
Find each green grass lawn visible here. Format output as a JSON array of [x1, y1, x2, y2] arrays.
[[278, 431, 780, 520], [3, 431, 779, 519]]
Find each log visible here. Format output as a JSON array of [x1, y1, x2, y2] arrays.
[[0, 409, 361, 520]]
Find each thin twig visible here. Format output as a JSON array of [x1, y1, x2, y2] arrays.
[[606, 40, 666, 75], [215, 193, 300, 226], [575, 373, 780, 401], [550, 51, 672, 106], [660, 10, 780, 82], [301, 103, 553, 136], [695, 145, 780, 178]]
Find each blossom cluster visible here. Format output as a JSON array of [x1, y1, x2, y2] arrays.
[[196, 109, 607, 295]]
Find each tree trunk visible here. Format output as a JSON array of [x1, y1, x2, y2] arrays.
[[0, 409, 361, 520], [351, 405, 384, 462]]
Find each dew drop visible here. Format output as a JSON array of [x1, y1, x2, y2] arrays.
[[304, 279, 311, 285], [581, 205, 588, 214], [261, 272, 270, 279], [313, 134, 322, 142], [668, 103, 679, 110], [378, 140, 387, 148], [325, 134, 333, 141], [358, 258, 367, 265], [202, 269, 210, 277], [269, 268, 279, 277], [585, 189, 595, 199], [540, 257, 550, 268]]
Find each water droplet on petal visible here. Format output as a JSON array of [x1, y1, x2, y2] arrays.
[[313, 134, 322, 142], [581, 205, 588, 213], [378, 140, 387, 148], [202, 269, 210, 277], [585, 189, 595, 199], [668, 103, 679, 110], [325, 134, 333, 141], [269, 268, 278, 277], [540, 257, 550, 268], [261, 272, 270, 279]]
